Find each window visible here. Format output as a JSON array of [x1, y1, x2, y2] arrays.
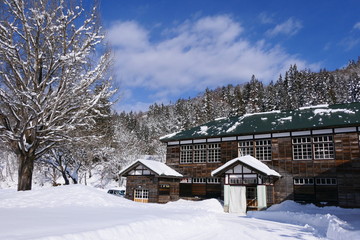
[[239, 141, 254, 156], [180, 145, 193, 164], [229, 175, 242, 184], [192, 178, 206, 184], [228, 174, 258, 185], [315, 178, 337, 185], [207, 178, 221, 184], [246, 187, 257, 200], [294, 177, 337, 186], [159, 184, 170, 195], [180, 143, 221, 164], [129, 165, 153, 175], [193, 144, 207, 163], [243, 174, 258, 184], [208, 143, 221, 163], [134, 189, 149, 203], [180, 178, 192, 183], [293, 137, 312, 160], [255, 140, 272, 161], [238, 139, 271, 161], [292, 135, 334, 160], [313, 136, 334, 159], [293, 178, 314, 185]]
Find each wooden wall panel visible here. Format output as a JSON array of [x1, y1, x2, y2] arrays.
[[125, 176, 159, 203], [164, 131, 360, 207]]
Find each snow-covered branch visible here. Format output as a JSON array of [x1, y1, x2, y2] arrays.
[[0, 0, 115, 190]]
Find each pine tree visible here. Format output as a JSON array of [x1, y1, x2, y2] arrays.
[[243, 75, 264, 113]]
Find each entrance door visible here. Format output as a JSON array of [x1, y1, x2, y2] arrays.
[[246, 187, 257, 208], [134, 189, 149, 203]]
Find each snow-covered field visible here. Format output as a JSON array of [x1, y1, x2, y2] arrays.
[[0, 185, 359, 240]]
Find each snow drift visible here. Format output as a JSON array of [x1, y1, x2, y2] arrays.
[[1, 185, 359, 240]]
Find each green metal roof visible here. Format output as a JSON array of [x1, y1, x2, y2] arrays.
[[160, 102, 360, 142]]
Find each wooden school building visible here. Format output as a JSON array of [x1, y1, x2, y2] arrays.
[[122, 102, 360, 210]]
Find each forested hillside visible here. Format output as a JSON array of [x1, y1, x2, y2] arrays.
[[115, 58, 360, 153]]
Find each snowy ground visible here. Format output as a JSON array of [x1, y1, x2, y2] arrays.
[[0, 185, 359, 240]]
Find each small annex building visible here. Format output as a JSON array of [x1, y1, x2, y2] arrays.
[[119, 159, 183, 203]]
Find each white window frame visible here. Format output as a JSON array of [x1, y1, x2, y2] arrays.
[[134, 189, 149, 203], [255, 139, 272, 161], [193, 144, 207, 163], [239, 140, 254, 156], [192, 178, 206, 184], [180, 145, 193, 164], [313, 135, 334, 159], [208, 143, 221, 163], [292, 135, 334, 160], [207, 178, 221, 184], [292, 137, 313, 160], [293, 178, 314, 185], [180, 143, 221, 164], [238, 139, 272, 161]]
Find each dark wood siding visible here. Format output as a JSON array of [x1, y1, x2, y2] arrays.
[[166, 130, 360, 207], [125, 176, 180, 203], [125, 175, 159, 203], [334, 133, 360, 207]]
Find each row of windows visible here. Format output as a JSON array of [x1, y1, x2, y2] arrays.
[[228, 175, 257, 185], [180, 144, 221, 164], [293, 177, 337, 185], [128, 166, 153, 175], [179, 135, 338, 163], [180, 177, 221, 184]]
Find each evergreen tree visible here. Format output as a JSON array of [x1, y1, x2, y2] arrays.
[[243, 75, 264, 113]]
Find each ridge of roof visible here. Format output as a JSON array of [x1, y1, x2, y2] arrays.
[[160, 102, 360, 142]]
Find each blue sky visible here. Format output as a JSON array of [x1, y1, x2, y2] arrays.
[[98, 0, 360, 112]]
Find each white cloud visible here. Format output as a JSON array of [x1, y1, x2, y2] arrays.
[[107, 15, 316, 108], [107, 21, 149, 50], [354, 22, 360, 30], [341, 37, 360, 51], [266, 18, 303, 37], [258, 12, 274, 24]]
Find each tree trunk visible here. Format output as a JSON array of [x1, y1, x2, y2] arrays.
[[61, 171, 70, 185], [17, 152, 35, 191]]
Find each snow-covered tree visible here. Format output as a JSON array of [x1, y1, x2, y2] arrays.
[[0, 0, 114, 190], [243, 75, 264, 113]]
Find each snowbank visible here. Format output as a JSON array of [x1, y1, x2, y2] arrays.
[[1, 186, 359, 240], [248, 200, 360, 240]]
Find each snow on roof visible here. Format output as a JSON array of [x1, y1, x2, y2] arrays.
[[160, 102, 360, 142], [159, 131, 181, 140], [299, 104, 329, 110], [119, 159, 183, 177], [211, 155, 281, 177], [314, 108, 356, 115], [195, 126, 209, 135]]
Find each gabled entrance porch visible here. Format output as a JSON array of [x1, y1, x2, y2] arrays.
[[212, 155, 281, 214]]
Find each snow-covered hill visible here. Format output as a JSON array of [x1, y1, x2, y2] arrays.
[[0, 185, 359, 240]]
